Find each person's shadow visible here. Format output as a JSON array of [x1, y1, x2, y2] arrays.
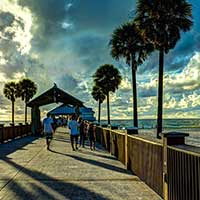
[[49, 149, 132, 175]]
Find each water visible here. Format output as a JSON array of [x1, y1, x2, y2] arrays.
[[100, 119, 200, 129], [0, 121, 29, 126], [100, 119, 200, 147]]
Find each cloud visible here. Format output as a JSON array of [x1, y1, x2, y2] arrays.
[[138, 77, 157, 97], [119, 78, 132, 93], [165, 52, 200, 94], [18, 0, 67, 44]]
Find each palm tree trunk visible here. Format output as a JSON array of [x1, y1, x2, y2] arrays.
[[131, 56, 138, 130], [157, 49, 164, 138], [107, 92, 110, 125], [12, 100, 14, 125], [98, 99, 101, 124], [25, 102, 27, 123]]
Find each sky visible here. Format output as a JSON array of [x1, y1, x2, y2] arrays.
[[0, 0, 200, 122]]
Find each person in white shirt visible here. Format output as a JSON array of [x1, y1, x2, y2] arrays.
[[43, 113, 54, 150], [68, 114, 79, 151]]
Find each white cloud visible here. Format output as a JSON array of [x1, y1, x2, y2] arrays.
[[119, 78, 132, 92], [13, 71, 26, 80], [0, 72, 7, 83], [62, 22, 73, 30], [65, 3, 73, 11], [0, 0, 33, 55], [166, 52, 200, 92], [0, 51, 7, 64]]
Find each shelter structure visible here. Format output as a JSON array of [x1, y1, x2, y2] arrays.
[[27, 84, 83, 134], [48, 104, 96, 121]]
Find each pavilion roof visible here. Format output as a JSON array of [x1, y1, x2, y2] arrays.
[[27, 84, 83, 108]]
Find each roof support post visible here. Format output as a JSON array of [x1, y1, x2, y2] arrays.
[[75, 105, 80, 118], [31, 106, 41, 135]]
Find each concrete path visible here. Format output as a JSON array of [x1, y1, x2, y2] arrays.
[[0, 127, 161, 200]]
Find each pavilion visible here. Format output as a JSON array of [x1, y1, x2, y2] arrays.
[[27, 84, 84, 134]]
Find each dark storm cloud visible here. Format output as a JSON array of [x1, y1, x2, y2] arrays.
[[0, 11, 15, 29], [17, 0, 135, 49], [74, 34, 106, 57], [66, 0, 135, 32], [18, 0, 67, 37], [166, 81, 200, 95], [71, 33, 112, 73], [57, 73, 79, 92], [0, 49, 24, 77], [14, 0, 136, 93], [139, 87, 157, 97]]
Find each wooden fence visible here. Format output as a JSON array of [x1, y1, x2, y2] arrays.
[[167, 146, 200, 200], [127, 135, 163, 196], [0, 124, 31, 143], [96, 127, 200, 200]]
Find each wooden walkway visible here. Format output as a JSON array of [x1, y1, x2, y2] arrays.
[[0, 127, 161, 200]]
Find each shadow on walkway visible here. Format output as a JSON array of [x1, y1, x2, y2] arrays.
[[78, 150, 118, 161], [0, 136, 38, 159], [3, 158, 109, 200], [49, 149, 132, 175]]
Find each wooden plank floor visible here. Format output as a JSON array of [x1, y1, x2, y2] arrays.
[[0, 127, 161, 200]]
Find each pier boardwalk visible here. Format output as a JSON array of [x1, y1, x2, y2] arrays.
[[0, 127, 160, 200]]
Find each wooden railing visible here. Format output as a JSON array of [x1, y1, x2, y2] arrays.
[[167, 146, 200, 200], [0, 124, 31, 143], [96, 127, 200, 200], [95, 127, 163, 196], [96, 128, 126, 164], [127, 135, 163, 196]]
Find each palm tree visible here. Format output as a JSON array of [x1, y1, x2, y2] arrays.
[[135, 0, 193, 138], [91, 85, 106, 124], [110, 22, 153, 129], [93, 64, 122, 125], [17, 78, 37, 123], [3, 82, 18, 125]]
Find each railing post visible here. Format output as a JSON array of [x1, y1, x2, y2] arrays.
[[125, 130, 128, 169], [0, 124, 4, 143], [162, 134, 168, 200], [162, 132, 189, 200], [11, 123, 15, 139], [124, 127, 137, 169], [108, 127, 112, 153]]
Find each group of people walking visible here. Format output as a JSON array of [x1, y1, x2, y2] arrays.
[[68, 114, 96, 151], [43, 113, 96, 151]]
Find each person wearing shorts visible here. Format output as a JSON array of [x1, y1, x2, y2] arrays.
[[68, 114, 79, 151], [43, 113, 54, 150]]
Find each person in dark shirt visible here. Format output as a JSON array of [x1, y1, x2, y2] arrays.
[[79, 118, 85, 147], [88, 123, 96, 150]]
